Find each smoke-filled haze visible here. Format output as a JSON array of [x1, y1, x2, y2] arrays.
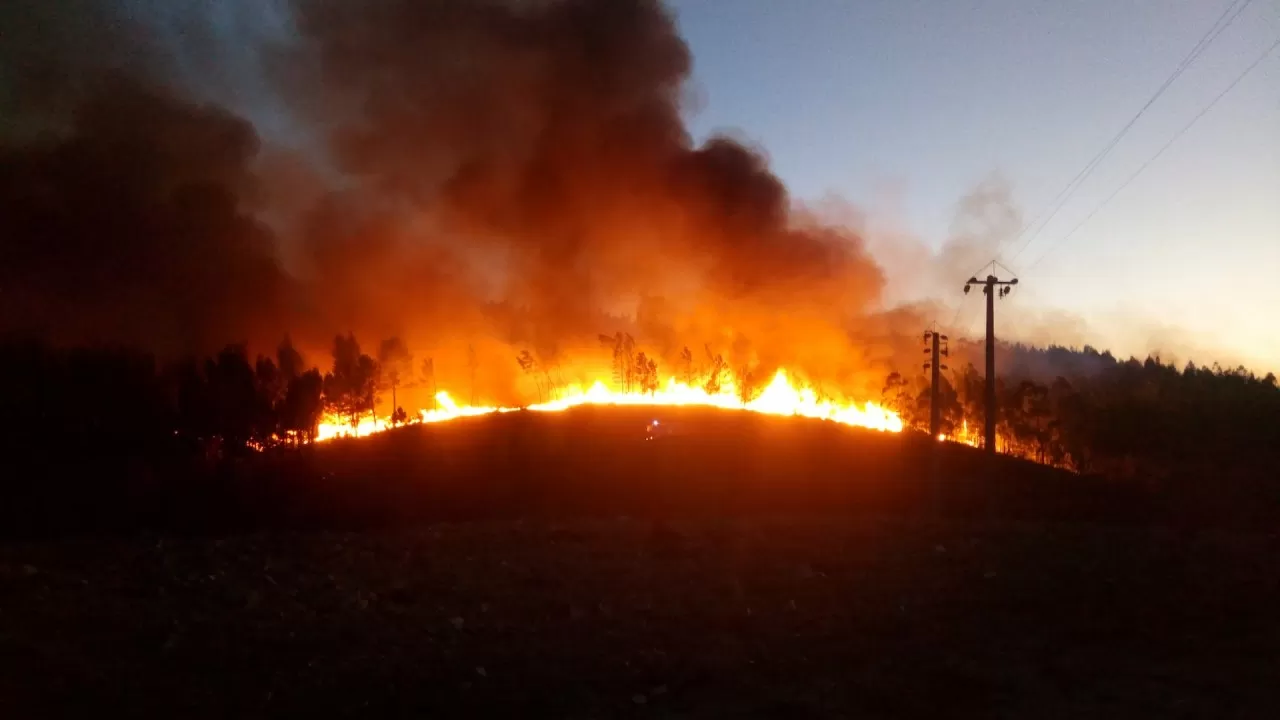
[[2, 0, 1272, 408]]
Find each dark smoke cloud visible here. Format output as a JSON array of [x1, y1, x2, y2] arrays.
[[0, 0, 291, 353], [1, 0, 155, 141], [2, 0, 902, 402], [0, 77, 290, 353], [278, 0, 889, 387]]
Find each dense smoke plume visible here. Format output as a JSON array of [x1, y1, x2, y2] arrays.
[[278, 0, 890, 392], [1, 0, 292, 353], [2, 0, 919, 405], [0, 89, 290, 354]]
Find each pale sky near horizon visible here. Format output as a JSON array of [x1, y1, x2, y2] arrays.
[[133, 0, 1280, 371], [670, 0, 1280, 371]]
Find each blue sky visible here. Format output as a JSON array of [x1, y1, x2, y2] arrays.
[[670, 0, 1279, 370]]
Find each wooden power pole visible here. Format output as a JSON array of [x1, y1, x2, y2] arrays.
[[923, 329, 949, 438], [964, 274, 1018, 453]]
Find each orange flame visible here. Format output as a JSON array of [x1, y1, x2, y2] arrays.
[[938, 419, 980, 448], [315, 368, 902, 442]]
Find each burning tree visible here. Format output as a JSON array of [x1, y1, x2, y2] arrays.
[[634, 352, 659, 396], [203, 344, 272, 453], [534, 340, 566, 397], [600, 332, 637, 392], [1003, 379, 1053, 462], [420, 357, 437, 411], [881, 371, 916, 426], [955, 365, 986, 435], [279, 369, 323, 444], [928, 373, 964, 438], [262, 336, 322, 444], [377, 336, 413, 425], [703, 345, 728, 394], [737, 365, 757, 404], [253, 355, 284, 442], [679, 346, 694, 386], [516, 349, 551, 403], [277, 335, 304, 382], [323, 333, 379, 428]]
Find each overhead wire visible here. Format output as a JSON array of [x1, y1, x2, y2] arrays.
[[946, 299, 966, 331], [999, 0, 1255, 265], [944, 262, 989, 340], [945, 293, 969, 335], [992, 259, 1020, 278], [966, 296, 985, 339], [1023, 34, 1280, 273], [935, 3, 1268, 359], [937, 2, 1261, 333]]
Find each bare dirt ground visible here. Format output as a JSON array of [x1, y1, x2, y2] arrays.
[[2, 517, 1276, 719]]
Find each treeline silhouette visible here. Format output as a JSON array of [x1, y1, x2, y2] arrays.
[[0, 332, 403, 535], [882, 344, 1280, 521], [1, 335, 1276, 535]]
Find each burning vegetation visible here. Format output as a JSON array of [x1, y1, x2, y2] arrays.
[[248, 332, 906, 446], [2, 0, 915, 431], [1, 0, 888, 365], [320, 366, 903, 442], [1, 0, 1278, 534]]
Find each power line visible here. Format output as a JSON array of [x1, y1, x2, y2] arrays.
[[1000, 0, 1254, 265], [946, 297, 966, 332], [1023, 35, 1280, 273], [1006, 0, 1253, 264], [943, 293, 977, 341], [966, 293, 986, 338], [963, 274, 1019, 453], [992, 259, 1020, 278], [923, 329, 950, 437], [945, 262, 995, 336]]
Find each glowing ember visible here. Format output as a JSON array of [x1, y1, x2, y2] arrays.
[[315, 368, 902, 442]]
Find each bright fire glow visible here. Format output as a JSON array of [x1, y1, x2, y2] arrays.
[[938, 419, 980, 448], [315, 368, 903, 442]]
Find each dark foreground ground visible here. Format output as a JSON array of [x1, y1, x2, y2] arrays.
[[2, 518, 1277, 719], [1, 410, 1276, 717]]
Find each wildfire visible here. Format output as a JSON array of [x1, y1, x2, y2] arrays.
[[315, 368, 903, 442], [939, 419, 981, 448]]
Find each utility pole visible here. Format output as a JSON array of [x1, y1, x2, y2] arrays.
[[922, 329, 949, 438], [964, 274, 1018, 453]]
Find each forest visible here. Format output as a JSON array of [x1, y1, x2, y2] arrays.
[[1, 332, 1277, 535], [884, 343, 1280, 478]]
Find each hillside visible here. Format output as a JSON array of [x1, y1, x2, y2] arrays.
[[3, 518, 1274, 717], [236, 407, 1144, 530], [2, 408, 1273, 717]]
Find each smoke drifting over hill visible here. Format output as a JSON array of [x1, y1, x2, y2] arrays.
[[1, 0, 1111, 403]]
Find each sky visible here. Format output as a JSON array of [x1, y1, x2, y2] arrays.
[[669, 0, 1280, 370], [65, 0, 1280, 371]]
